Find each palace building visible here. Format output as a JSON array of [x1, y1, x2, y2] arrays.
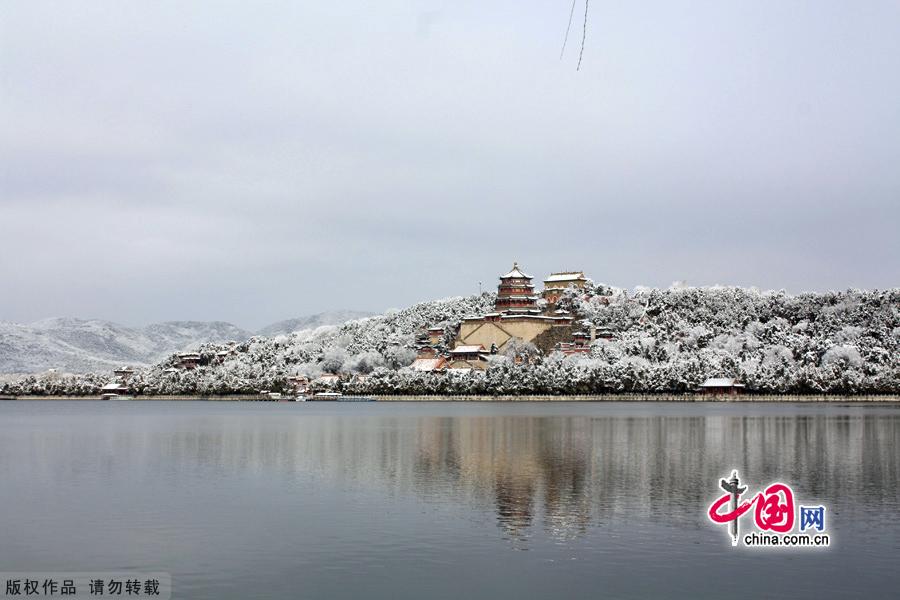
[[446, 345, 491, 370], [415, 262, 604, 368], [453, 262, 575, 355], [542, 271, 588, 304]]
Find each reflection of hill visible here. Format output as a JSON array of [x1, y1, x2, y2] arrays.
[[20, 408, 897, 546], [410, 411, 899, 543]]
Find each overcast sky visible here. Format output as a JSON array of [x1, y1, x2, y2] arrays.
[[1, 1, 898, 330]]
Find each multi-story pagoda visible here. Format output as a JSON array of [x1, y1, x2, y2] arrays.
[[494, 262, 540, 314]]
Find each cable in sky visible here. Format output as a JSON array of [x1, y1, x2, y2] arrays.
[[577, 0, 589, 71], [560, 0, 578, 59]]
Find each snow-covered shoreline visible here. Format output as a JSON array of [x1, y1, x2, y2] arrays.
[[3, 393, 899, 402]]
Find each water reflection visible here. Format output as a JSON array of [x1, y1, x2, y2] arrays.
[[3, 404, 897, 549]]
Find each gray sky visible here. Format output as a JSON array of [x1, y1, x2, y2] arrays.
[[1, 1, 898, 330]]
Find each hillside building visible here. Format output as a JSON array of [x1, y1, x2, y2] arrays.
[[454, 262, 574, 354], [411, 356, 448, 372], [113, 367, 135, 381], [426, 327, 444, 345], [542, 271, 588, 304], [447, 345, 491, 371], [177, 352, 201, 370]]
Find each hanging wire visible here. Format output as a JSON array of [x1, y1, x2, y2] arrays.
[[560, 0, 578, 59], [577, 0, 590, 71]]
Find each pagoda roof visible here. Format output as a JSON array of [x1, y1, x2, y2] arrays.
[[500, 262, 532, 279]]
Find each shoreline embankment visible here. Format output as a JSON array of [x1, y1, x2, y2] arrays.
[[2, 393, 899, 402]]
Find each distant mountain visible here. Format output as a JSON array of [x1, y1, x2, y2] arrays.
[[0, 318, 252, 374], [256, 311, 375, 337], [0, 311, 376, 374]]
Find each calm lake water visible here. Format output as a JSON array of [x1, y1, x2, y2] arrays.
[[1, 401, 898, 599]]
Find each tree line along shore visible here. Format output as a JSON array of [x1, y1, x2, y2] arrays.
[[3, 393, 899, 402]]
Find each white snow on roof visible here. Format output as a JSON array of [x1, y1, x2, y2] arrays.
[[101, 383, 128, 391], [450, 345, 485, 353], [411, 358, 445, 371], [544, 272, 586, 282], [500, 263, 532, 279], [700, 378, 745, 387]]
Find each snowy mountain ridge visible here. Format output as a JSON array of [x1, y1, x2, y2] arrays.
[[0, 311, 372, 374], [256, 311, 375, 337]]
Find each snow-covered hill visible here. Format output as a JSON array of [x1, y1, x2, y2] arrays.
[[257, 311, 375, 337], [132, 287, 898, 395], [3, 288, 898, 395], [0, 318, 252, 374]]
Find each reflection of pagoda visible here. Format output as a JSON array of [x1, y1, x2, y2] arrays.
[[494, 262, 541, 314]]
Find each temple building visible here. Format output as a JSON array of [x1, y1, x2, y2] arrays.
[[113, 367, 135, 381], [697, 378, 746, 395], [542, 271, 588, 304], [427, 327, 444, 345], [494, 263, 541, 314], [176, 352, 201, 370], [447, 345, 491, 370], [411, 355, 448, 372]]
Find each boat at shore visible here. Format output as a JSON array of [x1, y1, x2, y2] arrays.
[[303, 392, 375, 402], [309, 392, 343, 401]]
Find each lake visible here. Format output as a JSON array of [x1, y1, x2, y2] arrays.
[[1, 401, 898, 599]]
